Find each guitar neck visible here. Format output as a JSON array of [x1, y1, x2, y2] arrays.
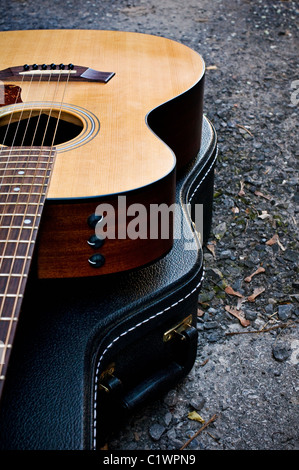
[[0, 146, 55, 399]]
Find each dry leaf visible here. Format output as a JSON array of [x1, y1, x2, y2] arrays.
[[238, 181, 245, 196], [206, 241, 216, 258], [197, 308, 205, 317], [225, 285, 244, 298], [188, 411, 205, 423], [245, 266, 265, 283], [266, 233, 279, 246], [225, 306, 250, 327], [254, 190, 271, 200], [206, 65, 218, 70], [248, 287, 265, 302], [266, 233, 286, 251], [232, 206, 240, 214]]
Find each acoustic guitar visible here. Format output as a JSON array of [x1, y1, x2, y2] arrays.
[[0, 29, 205, 399]]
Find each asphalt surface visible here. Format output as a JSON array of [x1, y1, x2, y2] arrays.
[[0, 0, 298, 452]]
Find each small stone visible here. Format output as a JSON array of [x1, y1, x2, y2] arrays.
[[272, 344, 291, 362], [277, 304, 294, 321], [190, 396, 206, 412], [164, 412, 172, 426], [245, 309, 258, 321], [265, 304, 274, 315], [204, 321, 219, 329], [213, 222, 227, 240], [149, 423, 166, 441], [164, 390, 179, 407]]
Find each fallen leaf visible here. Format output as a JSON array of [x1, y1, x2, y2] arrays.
[[225, 306, 250, 327], [197, 308, 205, 317], [266, 233, 279, 246], [238, 181, 245, 196], [188, 411, 205, 423], [232, 206, 240, 214], [266, 233, 286, 251], [248, 287, 265, 302], [254, 190, 271, 200], [206, 240, 216, 258], [245, 266, 265, 283], [225, 285, 244, 298]]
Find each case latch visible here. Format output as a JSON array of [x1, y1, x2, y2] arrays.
[[163, 314, 193, 342]]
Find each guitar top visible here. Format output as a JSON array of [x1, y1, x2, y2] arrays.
[[0, 29, 205, 199]]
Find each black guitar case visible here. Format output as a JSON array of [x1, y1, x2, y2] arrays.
[[0, 115, 217, 450]]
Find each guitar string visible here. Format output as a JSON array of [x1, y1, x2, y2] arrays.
[[0, 68, 71, 378]]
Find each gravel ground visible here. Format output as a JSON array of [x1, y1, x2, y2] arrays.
[[1, 0, 298, 451]]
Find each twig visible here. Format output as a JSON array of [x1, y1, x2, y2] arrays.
[[225, 322, 292, 336], [180, 414, 218, 450], [236, 123, 254, 136]]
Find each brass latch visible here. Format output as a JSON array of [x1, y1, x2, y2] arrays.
[[163, 314, 193, 342], [98, 363, 115, 393]]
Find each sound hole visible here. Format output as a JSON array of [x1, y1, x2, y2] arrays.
[[0, 109, 83, 147]]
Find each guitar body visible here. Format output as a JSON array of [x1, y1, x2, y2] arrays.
[[0, 29, 205, 278]]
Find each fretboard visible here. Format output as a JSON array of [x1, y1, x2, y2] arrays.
[[0, 146, 55, 399]]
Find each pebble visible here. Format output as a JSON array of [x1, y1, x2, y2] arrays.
[[149, 423, 166, 441], [272, 344, 291, 362], [190, 396, 206, 411], [277, 304, 294, 321]]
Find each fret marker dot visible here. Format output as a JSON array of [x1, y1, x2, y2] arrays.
[[18, 171, 25, 175], [24, 219, 32, 224], [13, 187, 20, 192]]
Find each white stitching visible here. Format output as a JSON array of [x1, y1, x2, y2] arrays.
[[92, 269, 205, 449], [189, 150, 218, 203]]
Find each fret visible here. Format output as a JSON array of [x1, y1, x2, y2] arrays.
[[0, 162, 52, 169], [0, 174, 51, 179], [0, 213, 39, 217], [0, 294, 23, 298], [0, 273, 28, 277], [0, 183, 47, 187], [0, 191, 46, 195], [0, 203, 44, 210], [0, 225, 39, 229]]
